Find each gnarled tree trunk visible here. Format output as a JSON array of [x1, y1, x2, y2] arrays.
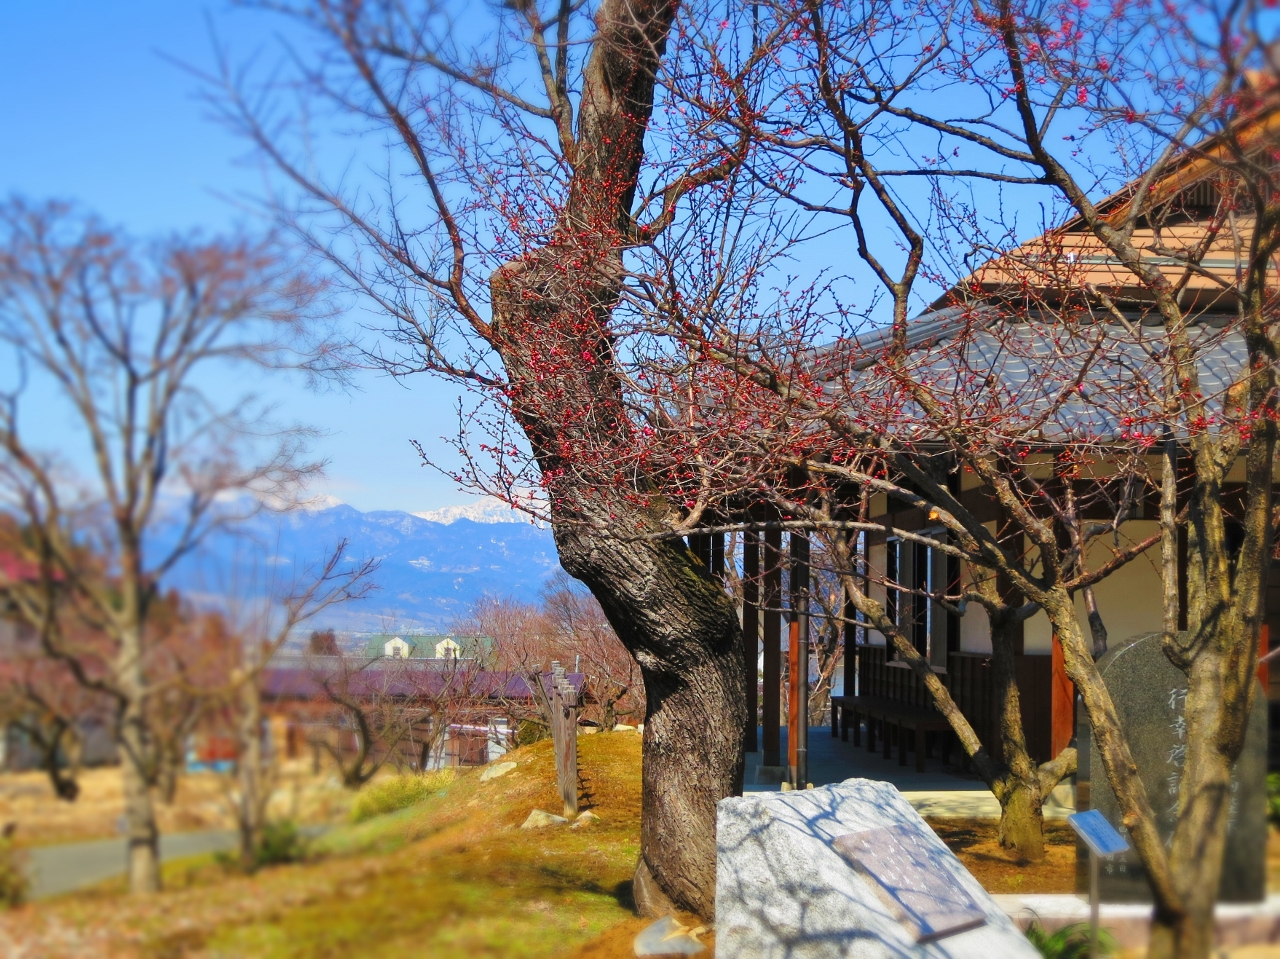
[[478, 0, 748, 919], [556, 512, 746, 917], [990, 613, 1047, 861], [492, 248, 747, 915]]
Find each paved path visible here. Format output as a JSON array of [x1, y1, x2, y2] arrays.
[[26, 830, 236, 899], [743, 726, 1076, 819], [996, 892, 1280, 951]]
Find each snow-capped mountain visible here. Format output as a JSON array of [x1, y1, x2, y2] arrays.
[[169, 502, 560, 632], [412, 497, 527, 525]]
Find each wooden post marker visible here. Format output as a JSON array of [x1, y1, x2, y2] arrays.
[[549, 661, 579, 819]]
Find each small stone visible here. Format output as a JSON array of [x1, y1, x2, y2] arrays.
[[480, 761, 517, 782], [520, 809, 569, 829], [633, 916, 706, 956], [612, 723, 636, 732], [570, 810, 601, 829]]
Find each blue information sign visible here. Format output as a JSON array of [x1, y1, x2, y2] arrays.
[[1068, 810, 1130, 857]]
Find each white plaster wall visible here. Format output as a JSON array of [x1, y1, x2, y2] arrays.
[[1073, 519, 1164, 646], [1023, 609, 1054, 654], [958, 522, 997, 654], [1012, 519, 1164, 655], [960, 598, 993, 654]]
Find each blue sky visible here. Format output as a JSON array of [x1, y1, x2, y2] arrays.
[[0, 1, 472, 514], [0, 1, 1187, 516]]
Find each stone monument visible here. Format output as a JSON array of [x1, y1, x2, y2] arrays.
[[716, 779, 1041, 958], [1076, 632, 1267, 902]]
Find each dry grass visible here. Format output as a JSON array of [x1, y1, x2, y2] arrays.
[[0, 767, 230, 847], [0, 763, 354, 849], [928, 819, 1280, 899], [0, 731, 645, 959]]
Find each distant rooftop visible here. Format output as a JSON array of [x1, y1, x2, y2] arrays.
[[360, 633, 493, 661]]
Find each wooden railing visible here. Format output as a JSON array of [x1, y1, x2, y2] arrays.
[[855, 644, 1056, 764]]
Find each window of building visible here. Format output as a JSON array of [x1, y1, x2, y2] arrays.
[[885, 530, 958, 669]]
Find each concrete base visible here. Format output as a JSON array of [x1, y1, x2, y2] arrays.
[[996, 894, 1280, 950], [754, 765, 788, 784]]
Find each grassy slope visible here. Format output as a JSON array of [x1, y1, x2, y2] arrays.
[[206, 732, 644, 959], [0, 732, 645, 959], [18, 733, 1261, 957]]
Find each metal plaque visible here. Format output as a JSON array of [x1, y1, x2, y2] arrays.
[[834, 825, 987, 943], [1068, 810, 1130, 858]]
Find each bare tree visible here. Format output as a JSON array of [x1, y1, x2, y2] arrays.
[[209, 0, 1277, 927], [0, 199, 335, 894], [145, 595, 240, 806], [228, 543, 376, 871], [638, 3, 1280, 953], [0, 646, 108, 802], [462, 595, 565, 740], [305, 645, 479, 786], [212, 0, 755, 916]]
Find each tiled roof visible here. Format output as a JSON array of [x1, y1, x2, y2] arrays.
[[261, 662, 587, 703], [820, 309, 1249, 442]]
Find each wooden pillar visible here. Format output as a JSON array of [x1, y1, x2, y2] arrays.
[[1050, 635, 1075, 759], [843, 585, 858, 707], [790, 531, 810, 788], [762, 527, 783, 768], [743, 529, 759, 753], [843, 531, 863, 702], [788, 618, 800, 775]]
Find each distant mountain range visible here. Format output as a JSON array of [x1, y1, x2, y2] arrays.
[[171, 499, 560, 634]]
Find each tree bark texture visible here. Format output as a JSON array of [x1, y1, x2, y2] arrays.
[[492, 252, 748, 914], [558, 516, 745, 918], [481, 0, 746, 919], [990, 613, 1046, 861], [112, 617, 159, 895], [238, 671, 266, 871], [119, 704, 160, 894], [1146, 275, 1276, 957]]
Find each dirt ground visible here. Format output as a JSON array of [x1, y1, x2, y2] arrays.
[[926, 817, 1280, 899], [0, 761, 356, 847], [926, 817, 1080, 894]]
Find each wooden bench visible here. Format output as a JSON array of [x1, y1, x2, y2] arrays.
[[829, 695, 953, 773]]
